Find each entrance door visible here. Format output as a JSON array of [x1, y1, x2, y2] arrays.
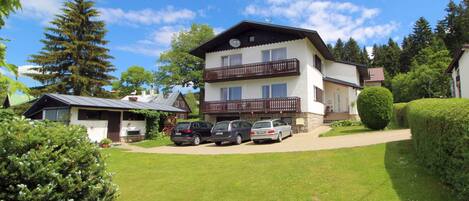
[[334, 91, 341, 112], [107, 111, 121, 142]]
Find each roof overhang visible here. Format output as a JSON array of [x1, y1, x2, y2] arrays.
[[323, 77, 363, 89], [189, 20, 334, 60], [446, 44, 469, 73]]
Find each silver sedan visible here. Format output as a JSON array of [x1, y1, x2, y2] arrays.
[[250, 119, 292, 143]]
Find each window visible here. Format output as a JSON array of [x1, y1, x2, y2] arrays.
[[221, 87, 242, 100], [241, 122, 251, 128], [273, 120, 281, 127], [123, 112, 145, 121], [262, 48, 287, 62], [314, 55, 322, 72], [221, 54, 242, 66], [78, 109, 106, 120], [44, 108, 69, 121], [271, 83, 287, 98], [281, 117, 292, 125], [191, 122, 200, 129], [262, 85, 270, 98], [315, 86, 324, 103]]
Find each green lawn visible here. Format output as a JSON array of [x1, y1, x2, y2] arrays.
[[319, 125, 402, 137], [103, 140, 455, 201], [131, 136, 172, 148]]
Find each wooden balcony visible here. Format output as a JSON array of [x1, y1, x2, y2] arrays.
[[202, 97, 301, 114], [204, 58, 300, 82]]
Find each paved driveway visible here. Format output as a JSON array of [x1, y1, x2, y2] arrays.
[[118, 126, 411, 155]]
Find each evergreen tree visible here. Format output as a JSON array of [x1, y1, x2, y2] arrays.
[[28, 0, 115, 97], [436, 0, 469, 56], [383, 39, 402, 76], [399, 36, 413, 72], [359, 46, 370, 66], [400, 17, 433, 72], [343, 38, 361, 63], [333, 38, 345, 60]]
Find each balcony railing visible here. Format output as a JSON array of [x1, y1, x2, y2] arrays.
[[204, 58, 300, 82], [202, 97, 301, 114]]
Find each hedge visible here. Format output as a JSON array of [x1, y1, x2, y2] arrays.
[[0, 116, 118, 200], [390, 103, 409, 128], [407, 98, 469, 199], [357, 87, 394, 130]]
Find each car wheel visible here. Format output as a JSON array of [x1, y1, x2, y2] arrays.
[[215, 141, 222, 146], [234, 135, 242, 145], [174, 142, 182, 146], [193, 135, 201, 145], [253, 140, 261, 144], [277, 132, 283, 143]]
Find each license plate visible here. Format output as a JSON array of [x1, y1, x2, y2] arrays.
[[175, 132, 181, 135], [216, 132, 223, 135], [257, 131, 265, 134]]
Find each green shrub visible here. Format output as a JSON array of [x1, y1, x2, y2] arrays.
[[100, 138, 112, 145], [0, 118, 118, 200], [357, 87, 393, 130], [330, 120, 362, 128], [407, 98, 469, 199], [390, 103, 409, 128], [0, 109, 16, 122]]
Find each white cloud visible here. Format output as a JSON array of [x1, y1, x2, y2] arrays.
[[366, 46, 373, 59], [243, 0, 398, 43], [18, 65, 41, 76], [99, 6, 196, 26], [17, 0, 62, 24]]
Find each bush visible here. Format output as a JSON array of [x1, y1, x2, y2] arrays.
[[0, 109, 16, 122], [407, 98, 469, 199], [0, 118, 118, 200], [100, 138, 112, 145], [390, 103, 409, 128], [357, 87, 393, 130], [330, 120, 362, 128]]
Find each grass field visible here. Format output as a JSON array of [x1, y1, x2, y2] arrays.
[[131, 136, 172, 148], [319, 125, 402, 137], [103, 140, 455, 201]]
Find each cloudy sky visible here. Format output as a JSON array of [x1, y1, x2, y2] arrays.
[[2, 0, 455, 90]]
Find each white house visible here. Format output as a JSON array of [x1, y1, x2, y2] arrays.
[[23, 94, 185, 142], [446, 44, 469, 98], [190, 21, 369, 132]]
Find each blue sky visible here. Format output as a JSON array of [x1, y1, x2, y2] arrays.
[[2, 0, 456, 92]]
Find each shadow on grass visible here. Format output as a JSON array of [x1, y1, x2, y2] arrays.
[[384, 140, 455, 201]]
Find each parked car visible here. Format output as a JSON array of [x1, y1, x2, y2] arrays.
[[211, 120, 252, 146], [250, 119, 292, 143], [171, 121, 213, 146]]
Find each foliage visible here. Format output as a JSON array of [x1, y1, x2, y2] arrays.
[[0, 118, 118, 200], [330, 120, 362, 128], [184, 91, 199, 116], [357, 87, 393, 130], [130, 109, 167, 139], [436, 0, 469, 56], [319, 125, 372, 137], [371, 38, 402, 77], [100, 138, 112, 145], [407, 98, 469, 199], [155, 24, 215, 115], [112, 66, 152, 97], [104, 141, 455, 201], [0, 0, 28, 95], [400, 17, 434, 71], [0, 108, 15, 122], [329, 38, 370, 65], [390, 103, 409, 129], [28, 0, 115, 97]]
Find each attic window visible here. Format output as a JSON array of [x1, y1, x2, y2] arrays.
[[249, 36, 255, 42]]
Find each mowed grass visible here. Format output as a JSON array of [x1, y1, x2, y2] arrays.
[[320, 125, 402, 137], [103, 140, 455, 201], [131, 136, 172, 148]]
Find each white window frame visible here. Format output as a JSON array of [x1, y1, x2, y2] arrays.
[[262, 47, 287, 62], [221, 54, 242, 66], [220, 87, 242, 100]]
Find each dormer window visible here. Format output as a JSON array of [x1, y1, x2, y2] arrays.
[[221, 54, 242, 66], [262, 47, 287, 62]]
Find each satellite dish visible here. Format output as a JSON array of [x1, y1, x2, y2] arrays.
[[229, 38, 241, 48]]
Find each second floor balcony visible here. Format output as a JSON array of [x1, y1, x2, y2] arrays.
[[204, 58, 300, 83], [202, 97, 301, 114]]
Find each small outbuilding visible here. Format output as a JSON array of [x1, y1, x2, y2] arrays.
[[23, 93, 185, 142]]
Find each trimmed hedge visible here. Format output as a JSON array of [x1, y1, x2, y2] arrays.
[[407, 98, 469, 199], [390, 103, 409, 128], [357, 87, 394, 130], [0, 117, 118, 200]]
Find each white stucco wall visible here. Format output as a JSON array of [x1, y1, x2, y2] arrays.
[[458, 51, 469, 98], [323, 82, 349, 113], [205, 39, 325, 114], [324, 61, 360, 85], [69, 107, 146, 142]]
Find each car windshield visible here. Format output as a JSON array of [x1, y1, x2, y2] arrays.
[[176, 122, 191, 130], [252, 122, 272, 129], [213, 122, 229, 130]]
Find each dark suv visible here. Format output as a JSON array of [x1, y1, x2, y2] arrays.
[[211, 120, 252, 146], [171, 121, 213, 146]]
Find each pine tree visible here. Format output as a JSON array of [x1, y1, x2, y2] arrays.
[[400, 17, 433, 72], [333, 38, 345, 60], [436, 0, 469, 56], [28, 0, 115, 97], [359, 46, 370, 66], [383, 39, 402, 76], [343, 38, 361, 63]]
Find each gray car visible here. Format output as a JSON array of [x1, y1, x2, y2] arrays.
[[250, 119, 292, 144], [211, 120, 252, 146]]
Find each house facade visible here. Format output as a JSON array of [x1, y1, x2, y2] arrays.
[[23, 94, 185, 142], [190, 21, 369, 132], [447, 44, 469, 98]]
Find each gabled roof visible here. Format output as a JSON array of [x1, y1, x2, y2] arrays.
[[189, 20, 334, 60], [366, 67, 385, 82], [121, 91, 191, 113], [323, 77, 362, 89], [24, 93, 185, 117], [446, 44, 469, 73]]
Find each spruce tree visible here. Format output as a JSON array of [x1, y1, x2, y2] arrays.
[[343, 38, 361, 63], [333, 38, 345, 60], [28, 0, 115, 97], [400, 17, 433, 72], [359, 46, 370, 66], [436, 0, 469, 56]]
